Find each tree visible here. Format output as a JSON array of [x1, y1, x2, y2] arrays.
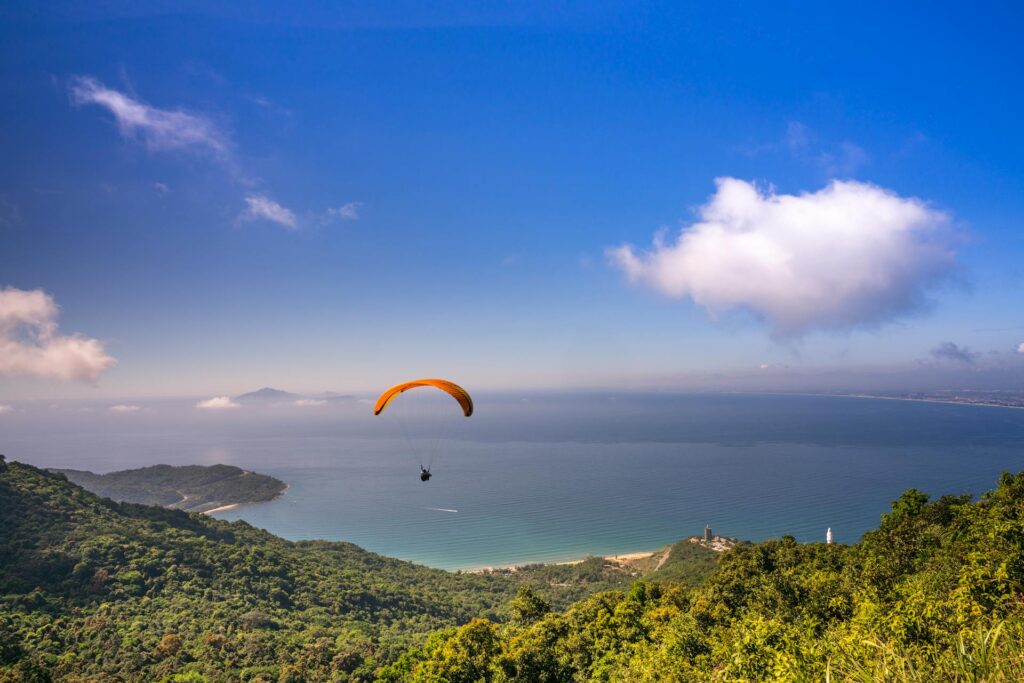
[[509, 586, 550, 625]]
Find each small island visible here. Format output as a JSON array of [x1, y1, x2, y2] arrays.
[[50, 463, 286, 514]]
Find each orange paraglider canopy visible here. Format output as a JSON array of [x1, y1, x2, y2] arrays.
[[373, 379, 473, 417]]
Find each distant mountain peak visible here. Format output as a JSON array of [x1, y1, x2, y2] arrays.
[[234, 387, 299, 403], [233, 387, 356, 404]]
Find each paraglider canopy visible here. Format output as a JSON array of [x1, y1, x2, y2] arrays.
[[373, 379, 473, 417]]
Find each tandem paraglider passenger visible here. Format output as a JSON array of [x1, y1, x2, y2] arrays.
[[373, 378, 473, 482]]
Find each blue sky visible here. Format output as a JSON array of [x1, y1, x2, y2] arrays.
[[1, 2, 1023, 399]]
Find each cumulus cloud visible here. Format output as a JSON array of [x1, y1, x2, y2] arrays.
[[0, 287, 116, 381], [195, 396, 240, 409], [328, 202, 361, 221], [609, 178, 957, 337], [293, 399, 326, 406], [109, 404, 141, 413], [70, 76, 228, 155], [930, 341, 978, 365], [242, 195, 297, 229]]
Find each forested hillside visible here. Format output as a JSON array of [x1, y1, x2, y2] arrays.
[[0, 458, 712, 682], [383, 472, 1024, 681], [7, 455, 1024, 681]]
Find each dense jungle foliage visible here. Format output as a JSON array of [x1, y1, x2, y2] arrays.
[[5, 455, 1024, 681], [0, 458, 711, 682], [383, 471, 1024, 682]]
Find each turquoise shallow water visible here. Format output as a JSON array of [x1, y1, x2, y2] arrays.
[[8, 393, 1024, 570]]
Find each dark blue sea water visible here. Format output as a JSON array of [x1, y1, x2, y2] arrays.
[[6, 393, 1024, 570]]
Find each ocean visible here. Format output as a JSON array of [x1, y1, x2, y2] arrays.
[[5, 393, 1024, 570]]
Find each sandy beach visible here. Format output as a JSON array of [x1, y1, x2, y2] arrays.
[[469, 548, 661, 573], [202, 503, 240, 515], [203, 481, 289, 516]]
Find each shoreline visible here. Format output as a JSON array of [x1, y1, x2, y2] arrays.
[[465, 536, 735, 574], [203, 481, 289, 516], [839, 393, 1024, 411], [465, 548, 659, 574], [202, 502, 240, 515]]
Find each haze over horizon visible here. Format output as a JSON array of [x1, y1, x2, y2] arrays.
[[2, 2, 1023, 402]]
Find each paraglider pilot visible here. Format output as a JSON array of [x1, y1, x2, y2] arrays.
[[373, 379, 473, 485]]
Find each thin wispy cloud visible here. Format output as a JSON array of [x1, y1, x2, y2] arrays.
[[819, 141, 870, 177], [0, 194, 20, 227], [609, 178, 957, 337], [737, 122, 870, 177], [328, 202, 361, 221], [71, 75, 350, 234], [70, 76, 228, 155], [109, 404, 142, 413], [195, 396, 240, 409], [0, 287, 116, 381], [785, 122, 869, 176], [293, 398, 326, 406], [242, 195, 298, 229]]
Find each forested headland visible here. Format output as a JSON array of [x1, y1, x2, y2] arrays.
[[50, 464, 287, 514]]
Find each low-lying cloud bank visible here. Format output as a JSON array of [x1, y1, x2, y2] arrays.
[[609, 178, 957, 337], [0, 287, 116, 381], [195, 396, 240, 410]]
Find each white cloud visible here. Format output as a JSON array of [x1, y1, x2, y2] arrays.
[[196, 396, 240, 409], [70, 76, 228, 155], [242, 195, 297, 229], [293, 399, 326, 406], [609, 178, 956, 337], [328, 202, 361, 221], [109, 404, 141, 413], [0, 287, 116, 381], [0, 404, 12, 414], [1017, 342, 1024, 353]]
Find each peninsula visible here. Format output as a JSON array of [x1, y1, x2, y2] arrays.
[[50, 463, 286, 514]]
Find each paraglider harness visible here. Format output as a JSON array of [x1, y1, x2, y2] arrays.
[[420, 467, 432, 482]]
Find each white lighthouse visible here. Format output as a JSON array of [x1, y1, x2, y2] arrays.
[[826, 527, 834, 545]]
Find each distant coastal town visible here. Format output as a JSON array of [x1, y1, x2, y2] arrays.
[[847, 390, 1024, 409]]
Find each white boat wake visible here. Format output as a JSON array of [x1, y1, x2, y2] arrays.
[[425, 507, 459, 513]]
